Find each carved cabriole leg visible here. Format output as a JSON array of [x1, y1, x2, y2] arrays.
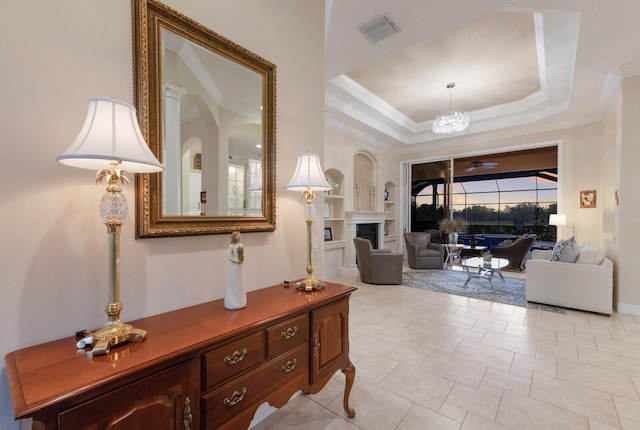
[[341, 362, 356, 418]]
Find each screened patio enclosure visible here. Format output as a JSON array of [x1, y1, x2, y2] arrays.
[[410, 146, 559, 242]]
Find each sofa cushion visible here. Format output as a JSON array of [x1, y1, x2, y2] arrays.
[[551, 236, 580, 263], [576, 243, 605, 265]]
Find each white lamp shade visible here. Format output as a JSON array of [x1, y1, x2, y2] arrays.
[[549, 214, 567, 226], [57, 97, 164, 173], [286, 152, 332, 191]]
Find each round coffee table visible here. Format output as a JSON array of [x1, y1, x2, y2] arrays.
[[460, 257, 508, 288]]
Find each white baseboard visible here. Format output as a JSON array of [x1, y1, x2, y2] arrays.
[[616, 302, 640, 316]]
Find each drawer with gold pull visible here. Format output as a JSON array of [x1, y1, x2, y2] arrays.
[[202, 343, 308, 429], [203, 331, 264, 390], [266, 313, 308, 359]]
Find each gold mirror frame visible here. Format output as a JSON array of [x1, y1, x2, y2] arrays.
[[132, 0, 276, 237]]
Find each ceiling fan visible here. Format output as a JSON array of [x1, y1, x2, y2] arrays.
[[465, 158, 499, 172]]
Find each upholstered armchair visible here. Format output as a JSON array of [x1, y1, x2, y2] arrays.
[[490, 234, 536, 271], [404, 232, 445, 269], [353, 238, 403, 284]]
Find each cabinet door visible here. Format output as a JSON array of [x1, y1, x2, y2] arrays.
[[58, 360, 195, 430], [310, 298, 349, 383]]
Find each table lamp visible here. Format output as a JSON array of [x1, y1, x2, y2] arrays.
[[57, 97, 164, 355], [549, 214, 574, 239], [286, 153, 332, 291]]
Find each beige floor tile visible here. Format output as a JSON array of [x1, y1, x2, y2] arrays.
[[308, 377, 345, 407], [378, 362, 455, 410], [613, 396, 640, 423], [387, 344, 431, 367], [578, 346, 640, 378], [376, 325, 430, 349], [351, 357, 396, 384], [609, 328, 640, 345], [445, 383, 501, 421], [557, 358, 639, 400], [419, 333, 463, 354], [620, 417, 640, 430], [350, 333, 397, 362], [504, 321, 557, 343], [410, 319, 456, 337], [536, 341, 579, 362], [588, 418, 624, 430], [326, 377, 412, 430], [461, 413, 511, 430], [596, 337, 640, 360], [474, 319, 508, 333], [482, 366, 531, 396], [496, 390, 589, 430], [420, 350, 488, 389], [557, 331, 597, 349], [524, 315, 575, 334], [531, 373, 619, 427], [450, 326, 486, 341], [397, 404, 460, 430], [454, 339, 514, 370], [267, 396, 360, 430], [438, 401, 468, 422], [481, 330, 538, 356]]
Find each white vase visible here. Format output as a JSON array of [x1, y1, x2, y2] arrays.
[[448, 232, 458, 244]]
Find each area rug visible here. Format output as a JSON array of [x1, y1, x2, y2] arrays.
[[402, 269, 566, 313]]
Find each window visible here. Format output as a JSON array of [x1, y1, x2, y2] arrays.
[[228, 164, 245, 212]]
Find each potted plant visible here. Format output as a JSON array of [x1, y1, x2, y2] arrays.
[[439, 218, 465, 244]]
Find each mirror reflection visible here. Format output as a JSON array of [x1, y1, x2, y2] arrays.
[[161, 28, 263, 217], [133, 0, 276, 238]]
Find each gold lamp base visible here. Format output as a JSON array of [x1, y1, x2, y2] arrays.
[[298, 276, 326, 292], [90, 322, 147, 355]]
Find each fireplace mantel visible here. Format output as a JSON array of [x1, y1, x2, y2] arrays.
[[345, 211, 387, 223]]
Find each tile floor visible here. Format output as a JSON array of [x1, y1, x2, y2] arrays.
[[252, 266, 640, 430]]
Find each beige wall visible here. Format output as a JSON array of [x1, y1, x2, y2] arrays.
[[616, 75, 640, 314], [0, 1, 324, 428]]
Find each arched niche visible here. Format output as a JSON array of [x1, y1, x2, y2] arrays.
[[353, 152, 376, 211]]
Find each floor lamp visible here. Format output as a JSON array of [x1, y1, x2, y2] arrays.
[[57, 97, 164, 355], [286, 153, 333, 291]]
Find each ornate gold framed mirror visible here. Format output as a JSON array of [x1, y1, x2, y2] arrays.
[[132, 0, 276, 237]]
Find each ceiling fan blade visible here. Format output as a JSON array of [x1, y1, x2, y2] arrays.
[[480, 162, 499, 169], [465, 166, 477, 172]]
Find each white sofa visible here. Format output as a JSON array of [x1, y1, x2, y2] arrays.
[[525, 249, 613, 315]]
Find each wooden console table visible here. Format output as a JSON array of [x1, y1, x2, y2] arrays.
[[6, 282, 357, 429]]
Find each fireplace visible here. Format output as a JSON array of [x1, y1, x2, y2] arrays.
[[345, 211, 388, 267], [356, 223, 378, 249]]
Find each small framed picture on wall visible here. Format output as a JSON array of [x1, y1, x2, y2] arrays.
[[580, 190, 596, 208]]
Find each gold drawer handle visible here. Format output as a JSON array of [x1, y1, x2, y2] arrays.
[[183, 397, 192, 430], [281, 326, 298, 339], [313, 333, 320, 356], [224, 388, 247, 406], [224, 348, 247, 365], [281, 358, 297, 373]]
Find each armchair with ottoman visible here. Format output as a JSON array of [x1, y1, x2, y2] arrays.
[[525, 239, 613, 314], [404, 232, 445, 269], [353, 237, 403, 284], [489, 234, 537, 271]]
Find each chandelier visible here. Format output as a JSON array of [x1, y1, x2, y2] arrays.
[[432, 83, 469, 134]]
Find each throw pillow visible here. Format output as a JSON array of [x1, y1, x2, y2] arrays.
[[551, 236, 580, 263], [576, 243, 605, 265]]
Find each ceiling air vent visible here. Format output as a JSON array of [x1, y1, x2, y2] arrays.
[[359, 15, 400, 43]]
